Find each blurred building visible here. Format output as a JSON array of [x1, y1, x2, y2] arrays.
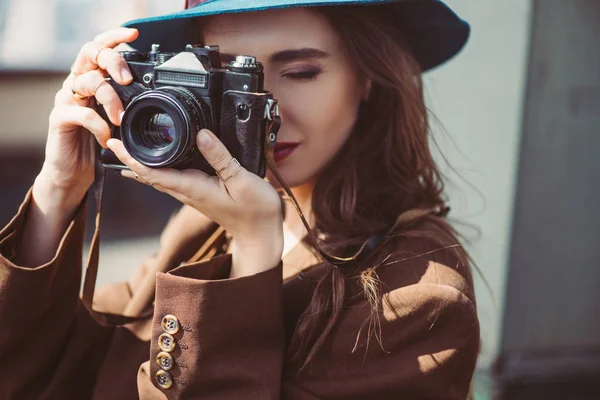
[[0, 0, 177, 71], [0, 1, 599, 399], [0, 0, 184, 243], [425, 1, 600, 398]]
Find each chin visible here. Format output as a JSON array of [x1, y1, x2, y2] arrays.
[[265, 169, 305, 190], [266, 170, 295, 189]]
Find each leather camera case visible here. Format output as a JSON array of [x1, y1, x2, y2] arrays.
[[219, 90, 271, 178]]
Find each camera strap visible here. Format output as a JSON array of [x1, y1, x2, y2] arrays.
[[81, 162, 154, 326], [260, 100, 450, 268], [262, 102, 387, 268]]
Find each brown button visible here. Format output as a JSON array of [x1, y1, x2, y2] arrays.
[[158, 333, 176, 352], [156, 351, 174, 371], [155, 370, 173, 389], [161, 314, 180, 335]]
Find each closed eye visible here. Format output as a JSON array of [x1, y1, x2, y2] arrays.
[[283, 70, 321, 81]]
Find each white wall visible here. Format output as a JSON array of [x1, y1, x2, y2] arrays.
[[423, 0, 533, 368]]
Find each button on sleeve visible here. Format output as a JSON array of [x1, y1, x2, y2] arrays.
[[155, 370, 173, 389], [161, 314, 180, 335], [158, 333, 176, 352], [156, 351, 174, 371]]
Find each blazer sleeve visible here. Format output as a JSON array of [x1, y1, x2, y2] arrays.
[[137, 253, 285, 399], [137, 240, 479, 400], [0, 189, 115, 399]]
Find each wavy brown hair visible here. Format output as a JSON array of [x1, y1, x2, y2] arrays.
[[285, 5, 473, 372]]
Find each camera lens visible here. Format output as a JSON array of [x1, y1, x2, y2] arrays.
[[139, 109, 176, 149], [121, 88, 208, 168]]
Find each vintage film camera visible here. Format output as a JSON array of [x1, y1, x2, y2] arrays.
[[99, 44, 279, 178]]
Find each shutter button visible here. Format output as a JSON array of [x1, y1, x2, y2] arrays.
[[158, 333, 176, 352], [156, 351, 174, 371], [155, 370, 173, 389], [161, 314, 180, 335]]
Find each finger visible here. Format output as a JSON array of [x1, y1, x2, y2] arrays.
[[71, 70, 124, 125], [106, 139, 158, 186], [196, 129, 247, 181], [108, 139, 220, 200], [121, 169, 152, 187], [57, 74, 91, 106], [121, 168, 190, 203], [121, 169, 188, 202], [71, 28, 137, 78], [93, 27, 139, 48], [71, 41, 110, 75], [73, 43, 133, 84], [95, 47, 133, 84], [49, 105, 111, 148]]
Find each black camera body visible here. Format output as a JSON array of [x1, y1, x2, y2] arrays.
[[99, 44, 279, 178]]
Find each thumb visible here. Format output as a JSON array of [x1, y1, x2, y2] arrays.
[[196, 129, 238, 174]]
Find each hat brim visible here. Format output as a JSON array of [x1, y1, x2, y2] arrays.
[[122, 0, 469, 72]]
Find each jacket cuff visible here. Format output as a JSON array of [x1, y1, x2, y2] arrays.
[[0, 188, 33, 261], [0, 187, 88, 271], [148, 254, 284, 398], [0, 187, 88, 348]]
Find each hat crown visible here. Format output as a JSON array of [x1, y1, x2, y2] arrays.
[[125, 0, 470, 72]]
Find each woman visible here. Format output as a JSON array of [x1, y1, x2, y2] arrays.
[[0, 0, 479, 399]]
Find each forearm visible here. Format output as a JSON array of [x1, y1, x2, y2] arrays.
[[0, 180, 90, 378], [15, 171, 88, 268], [157, 204, 217, 265]]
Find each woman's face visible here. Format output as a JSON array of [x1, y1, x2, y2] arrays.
[[203, 8, 368, 189]]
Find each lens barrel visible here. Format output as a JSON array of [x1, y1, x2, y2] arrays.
[[120, 87, 207, 168]]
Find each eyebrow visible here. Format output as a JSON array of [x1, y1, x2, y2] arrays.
[[220, 48, 330, 64]]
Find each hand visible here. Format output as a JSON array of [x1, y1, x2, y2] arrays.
[[106, 129, 284, 276], [38, 27, 139, 204], [17, 28, 139, 268]]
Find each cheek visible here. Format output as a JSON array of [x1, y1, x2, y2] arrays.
[[276, 72, 363, 150]]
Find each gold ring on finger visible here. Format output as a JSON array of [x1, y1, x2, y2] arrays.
[[71, 84, 89, 101], [216, 158, 243, 182]]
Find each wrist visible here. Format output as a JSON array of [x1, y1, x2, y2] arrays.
[[15, 172, 88, 268], [33, 170, 88, 214], [38, 162, 92, 195], [230, 223, 283, 279]]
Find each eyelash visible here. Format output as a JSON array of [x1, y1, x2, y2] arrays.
[[283, 70, 321, 81]]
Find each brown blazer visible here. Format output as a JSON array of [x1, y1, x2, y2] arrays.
[[0, 190, 479, 400]]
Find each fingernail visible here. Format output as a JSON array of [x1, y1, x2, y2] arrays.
[[198, 130, 212, 148], [121, 67, 132, 82], [119, 111, 125, 123]]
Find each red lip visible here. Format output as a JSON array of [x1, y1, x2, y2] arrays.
[[274, 142, 300, 162], [274, 141, 300, 150]]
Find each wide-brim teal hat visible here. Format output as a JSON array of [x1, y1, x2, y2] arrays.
[[122, 0, 469, 72]]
